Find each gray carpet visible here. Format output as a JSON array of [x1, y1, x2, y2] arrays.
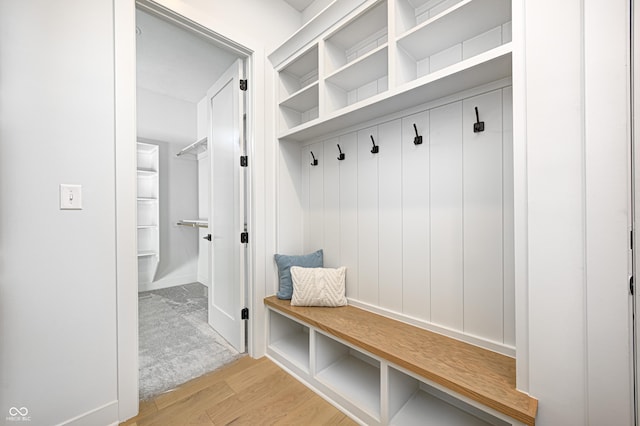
[[138, 283, 241, 400]]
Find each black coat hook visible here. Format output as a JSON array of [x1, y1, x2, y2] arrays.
[[473, 106, 485, 133], [337, 144, 345, 160], [370, 135, 379, 154], [310, 151, 318, 166], [413, 123, 423, 145]]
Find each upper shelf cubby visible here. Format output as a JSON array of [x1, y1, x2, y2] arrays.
[[278, 45, 320, 132], [324, 1, 388, 75], [396, 0, 511, 85], [279, 45, 319, 101], [324, 0, 389, 113], [395, 0, 463, 35], [272, 0, 513, 139]]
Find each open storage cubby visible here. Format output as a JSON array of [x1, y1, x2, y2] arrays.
[[395, 0, 464, 33], [388, 367, 507, 426], [136, 227, 158, 256], [324, 0, 388, 113], [268, 310, 310, 374], [278, 45, 320, 131], [137, 142, 159, 285], [315, 332, 381, 421], [264, 298, 535, 425], [395, 0, 512, 85], [137, 172, 158, 199]]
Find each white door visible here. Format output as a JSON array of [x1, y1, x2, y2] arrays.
[[208, 59, 246, 352]]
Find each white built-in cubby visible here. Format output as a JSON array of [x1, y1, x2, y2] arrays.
[[395, 0, 511, 85], [137, 142, 159, 284], [324, 0, 388, 112], [278, 45, 320, 131], [387, 366, 507, 425], [273, 0, 512, 141], [266, 308, 520, 425], [268, 309, 310, 375], [270, 0, 523, 424]]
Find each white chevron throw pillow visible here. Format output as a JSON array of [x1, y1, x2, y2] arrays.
[[290, 266, 347, 307]]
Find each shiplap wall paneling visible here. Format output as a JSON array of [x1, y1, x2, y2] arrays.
[[301, 144, 311, 251], [357, 126, 380, 305], [305, 142, 325, 253], [378, 119, 403, 312], [429, 101, 464, 331], [339, 132, 359, 299], [502, 87, 515, 346], [278, 141, 304, 256], [462, 89, 504, 342], [400, 111, 431, 320], [323, 137, 341, 268]]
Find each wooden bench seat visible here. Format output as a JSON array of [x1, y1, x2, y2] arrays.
[[265, 295, 537, 426]]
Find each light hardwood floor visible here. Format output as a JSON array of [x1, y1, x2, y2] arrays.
[[120, 356, 357, 425]]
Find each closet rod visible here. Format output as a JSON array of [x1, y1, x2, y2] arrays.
[[176, 137, 207, 157], [176, 220, 208, 228]]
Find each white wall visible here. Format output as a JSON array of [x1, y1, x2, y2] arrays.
[[522, 0, 633, 423], [154, 0, 302, 53], [0, 1, 119, 424], [0, 0, 301, 424], [140, 140, 200, 291]]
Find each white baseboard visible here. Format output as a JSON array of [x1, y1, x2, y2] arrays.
[[56, 400, 118, 426], [138, 274, 198, 292]]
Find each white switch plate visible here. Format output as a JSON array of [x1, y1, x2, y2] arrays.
[[60, 184, 82, 210]]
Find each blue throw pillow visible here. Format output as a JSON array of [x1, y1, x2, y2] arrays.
[[274, 249, 323, 300]]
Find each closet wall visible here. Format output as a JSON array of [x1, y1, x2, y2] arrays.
[[137, 88, 200, 291]]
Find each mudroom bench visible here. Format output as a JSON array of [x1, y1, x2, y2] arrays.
[[264, 296, 537, 426]]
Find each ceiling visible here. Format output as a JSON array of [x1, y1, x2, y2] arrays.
[[136, 9, 240, 104], [283, 0, 315, 11]]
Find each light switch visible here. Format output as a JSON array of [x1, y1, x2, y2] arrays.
[[60, 184, 82, 210]]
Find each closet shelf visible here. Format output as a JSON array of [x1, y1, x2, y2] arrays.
[[279, 81, 319, 112], [279, 43, 512, 141], [324, 44, 388, 91], [137, 169, 158, 176], [396, 0, 511, 60], [137, 250, 159, 258], [176, 137, 207, 158], [177, 219, 208, 228]]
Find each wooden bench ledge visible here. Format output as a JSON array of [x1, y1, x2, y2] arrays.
[[265, 296, 537, 426]]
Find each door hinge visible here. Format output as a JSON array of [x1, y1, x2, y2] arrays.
[[631, 276, 635, 295], [241, 307, 249, 320], [240, 155, 248, 167], [240, 231, 249, 244], [631, 230, 634, 250], [240, 79, 248, 91]]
